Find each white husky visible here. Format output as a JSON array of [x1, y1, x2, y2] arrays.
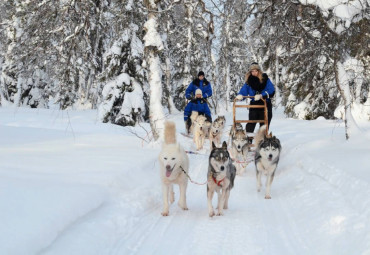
[[192, 114, 207, 150], [158, 121, 190, 216]]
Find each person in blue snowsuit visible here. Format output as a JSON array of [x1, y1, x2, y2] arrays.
[[185, 71, 212, 100], [236, 62, 275, 133], [184, 89, 212, 134]]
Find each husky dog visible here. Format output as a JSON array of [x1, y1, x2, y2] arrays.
[[207, 141, 236, 217], [231, 129, 250, 174], [214, 116, 226, 130], [228, 122, 244, 146], [209, 116, 226, 146], [158, 121, 190, 216], [193, 114, 207, 150], [185, 111, 198, 135], [254, 125, 282, 199]]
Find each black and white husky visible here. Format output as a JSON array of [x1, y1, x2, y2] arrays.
[[254, 125, 282, 199], [207, 141, 236, 217], [158, 121, 189, 216]]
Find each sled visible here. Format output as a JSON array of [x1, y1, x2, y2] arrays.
[[232, 96, 269, 144]]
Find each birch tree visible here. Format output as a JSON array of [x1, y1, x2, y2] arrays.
[[143, 0, 166, 141]]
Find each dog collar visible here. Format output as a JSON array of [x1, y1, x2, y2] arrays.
[[212, 176, 225, 187]]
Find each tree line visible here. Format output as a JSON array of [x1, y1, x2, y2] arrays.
[[0, 0, 368, 138]]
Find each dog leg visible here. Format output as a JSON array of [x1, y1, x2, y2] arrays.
[[256, 170, 262, 192], [169, 184, 175, 204], [178, 182, 188, 210], [161, 184, 170, 216], [265, 172, 275, 199], [217, 189, 226, 216], [207, 188, 215, 217], [224, 189, 230, 209]]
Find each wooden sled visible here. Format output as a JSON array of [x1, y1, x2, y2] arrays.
[[232, 96, 269, 145]]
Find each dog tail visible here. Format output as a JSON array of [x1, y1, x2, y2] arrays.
[[254, 125, 267, 147], [164, 121, 177, 145]]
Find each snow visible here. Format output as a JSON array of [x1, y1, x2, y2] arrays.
[[98, 73, 131, 121], [299, 0, 366, 31], [143, 17, 164, 51], [1, 106, 370, 254]]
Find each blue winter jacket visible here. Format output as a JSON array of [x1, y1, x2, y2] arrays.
[[185, 78, 212, 99], [184, 98, 212, 122], [237, 75, 275, 104]]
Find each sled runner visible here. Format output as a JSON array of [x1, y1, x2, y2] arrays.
[[180, 132, 193, 139]]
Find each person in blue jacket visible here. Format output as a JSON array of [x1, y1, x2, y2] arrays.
[[185, 71, 212, 100], [184, 89, 212, 134], [236, 62, 275, 133]]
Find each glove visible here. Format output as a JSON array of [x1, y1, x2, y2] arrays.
[[236, 95, 243, 101], [254, 94, 262, 101]]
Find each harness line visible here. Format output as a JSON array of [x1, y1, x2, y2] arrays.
[[180, 166, 208, 185]]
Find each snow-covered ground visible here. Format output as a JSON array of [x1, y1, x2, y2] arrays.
[[1, 106, 370, 255]]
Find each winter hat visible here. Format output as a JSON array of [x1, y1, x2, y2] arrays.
[[249, 62, 261, 72], [195, 89, 203, 96], [198, 71, 205, 77]]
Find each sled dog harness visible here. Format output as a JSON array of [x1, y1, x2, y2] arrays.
[[212, 176, 225, 187]]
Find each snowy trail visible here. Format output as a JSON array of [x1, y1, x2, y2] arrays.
[[1, 108, 370, 254]]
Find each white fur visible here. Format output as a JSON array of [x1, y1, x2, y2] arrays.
[[158, 122, 190, 216], [209, 122, 222, 146], [192, 115, 207, 150]]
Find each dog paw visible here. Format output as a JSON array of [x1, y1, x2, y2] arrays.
[[161, 211, 169, 216], [178, 202, 188, 210], [223, 205, 228, 209], [216, 212, 224, 216], [209, 211, 215, 217], [265, 195, 271, 199]]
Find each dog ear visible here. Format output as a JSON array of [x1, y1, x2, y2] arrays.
[[222, 141, 227, 149], [212, 141, 216, 149]]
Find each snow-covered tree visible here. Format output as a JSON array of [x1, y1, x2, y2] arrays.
[[247, 0, 369, 128], [143, 0, 166, 140]]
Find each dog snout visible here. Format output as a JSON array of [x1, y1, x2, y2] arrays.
[[216, 130, 218, 133], [200, 127, 203, 130], [166, 165, 171, 170], [237, 145, 241, 149], [268, 154, 273, 159], [220, 166, 225, 171]]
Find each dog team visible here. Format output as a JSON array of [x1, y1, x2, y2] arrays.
[[158, 119, 281, 217], [159, 65, 280, 216]]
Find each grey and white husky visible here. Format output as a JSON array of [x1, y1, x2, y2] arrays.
[[254, 125, 282, 199], [207, 141, 236, 217], [158, 121, 190, 216], [209, 116, 226, 146], [231, 129, 251, 174]]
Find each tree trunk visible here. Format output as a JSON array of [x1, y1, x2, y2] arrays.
[[334, 58, 360, 140], [144, 2, 165, 141]]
